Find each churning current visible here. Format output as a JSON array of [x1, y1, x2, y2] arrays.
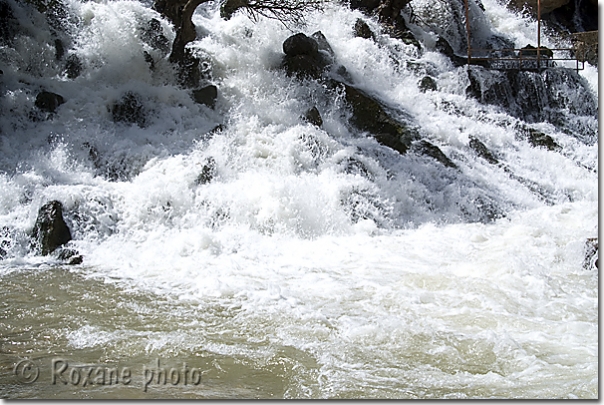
[[0, 0, 598, 399]]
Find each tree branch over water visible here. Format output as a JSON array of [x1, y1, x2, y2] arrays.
[[154, 0, 327, 67]]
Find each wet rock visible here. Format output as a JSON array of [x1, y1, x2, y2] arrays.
[[583, 237, 598, 270], [281, 32, 341, 80], [54, 38, 65, 61], [0, 0, 19, 45], [411, 140, 457, 169], [176, 50, 203, 88], [344, 84, 418, 155], [354, 19, 374, 39], [65, 54, 82, 79], [349, 0, 381, 13], [32, 200, 72, 255], [282, 54, 325, 80], [283, 33, 319, 57], [519, 44, 553, 58], [0, 226, 11, 259], [144, 51, 155, 71], [304, 106, 323, 127], [311, 31, 335, 59], [419, 76, 437, 92], [465, 66, 596, 126], [35, 91, 65, 113], [436, 37, 466, 67], [524, 128, 561, 151], [196, 157, 216, 185], [508, 0, 571, 16], [57, 248, 83, 265], [340, 156, 373, 179], [469, 136, 498, 165], [140, 18, 170, 54], [192, 85, 218, 108], [220, 0, 248, 19], [111, 92, 146, 127]]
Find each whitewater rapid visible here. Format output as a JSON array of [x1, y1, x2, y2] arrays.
[[0, 0, 598, 399]]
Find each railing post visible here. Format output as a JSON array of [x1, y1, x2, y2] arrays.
[[465, 0, 471, 65], [537, 0, 541, 70]]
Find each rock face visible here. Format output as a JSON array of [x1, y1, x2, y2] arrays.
[[32, 201, 72, 255], [465, 66, 597, 130]]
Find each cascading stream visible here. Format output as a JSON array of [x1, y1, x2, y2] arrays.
[[0, 0, 597, 399]]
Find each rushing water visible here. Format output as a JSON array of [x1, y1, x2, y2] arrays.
[[0, 0, 598, 399]]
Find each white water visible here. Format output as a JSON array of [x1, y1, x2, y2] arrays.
[[0, 0, 598, 399]]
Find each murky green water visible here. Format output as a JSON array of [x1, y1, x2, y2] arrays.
[[0, 267, 297, 399]]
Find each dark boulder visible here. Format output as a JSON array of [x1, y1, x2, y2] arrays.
[[192, 85, 218, 108], [54, 38, 65, 61], [523, 128, 561, 151], [469, 136, 498, 165], [32, 201, 72, 255], [0, 0, 19, 45], [311, 31, 335, 59], [304, 106, 323, 127], [519, 44, 553, 58], [354, 19, 374, 39], [419, 76, 437, 92], [144, 51, 155, 71], [140, 18, 170, 54], [465, 66, 596, 127], [111, 92, 146, 126], [411, 140, 457, 168], [281, 32, 340, 80], [196, 157, 216, 185], [344, 84, 418, 155], [57, 248, 83, 265], [349, 0, 381, 12], [583, 237, 598, 270], [0, 226, 11, 259], [35, 91, 65, 113], [220, 0, 248, 19], [283, 33, 319, 57], [65, 54, 83, 79], [175, 50, 203, 88]]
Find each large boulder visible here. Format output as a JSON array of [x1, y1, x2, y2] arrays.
[[281, 33, 331, 80], [35, 91, 65, 113], [32, 201, 72, 255], [411, 140, 457, 169], [344, 84, 418, 155], [192, 85, 218, 108], [111, 92, 147, 126], [220, 0, 248, 19], [283, 33, 319, 56]]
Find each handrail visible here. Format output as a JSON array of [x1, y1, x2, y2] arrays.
[[463, 0, 586, 71]]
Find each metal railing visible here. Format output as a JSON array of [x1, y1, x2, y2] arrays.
[[466, 47, 586, 71], [463, 0, 589, 71]]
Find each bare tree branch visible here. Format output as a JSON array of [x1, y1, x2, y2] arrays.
[[239, 0, 328, 28]]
